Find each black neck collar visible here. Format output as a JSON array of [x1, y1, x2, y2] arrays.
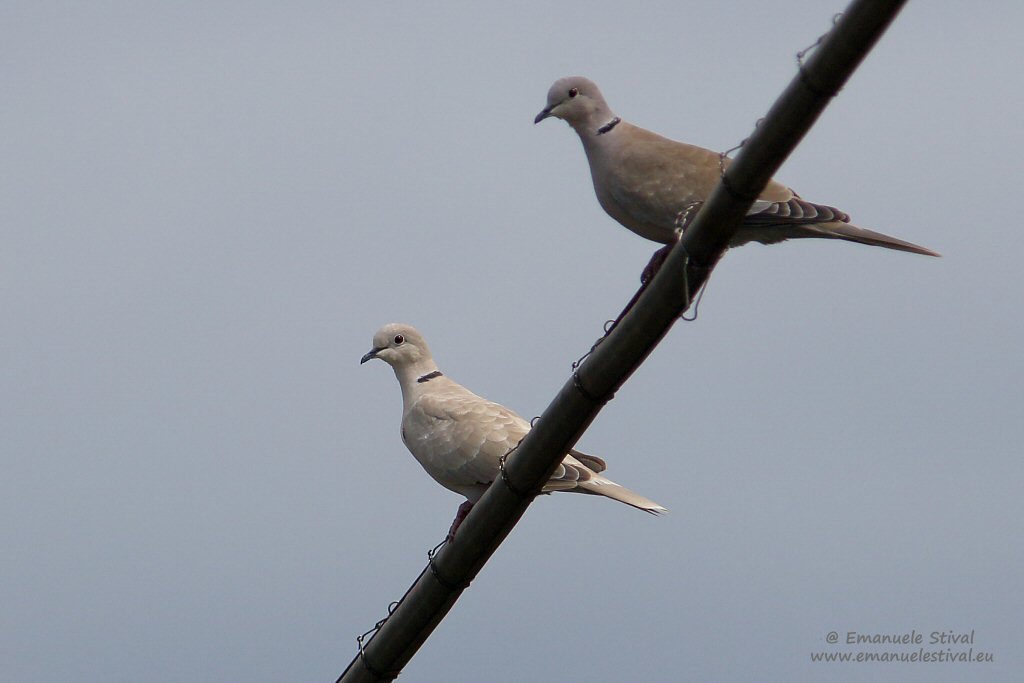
[[596, 116, 621, 135]]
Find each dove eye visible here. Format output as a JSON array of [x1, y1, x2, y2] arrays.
[[393, 334, 405, 345], [568, 87, 578, 98]]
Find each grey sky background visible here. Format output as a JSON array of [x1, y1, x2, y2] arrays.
[[3, 2, 1022, 681]]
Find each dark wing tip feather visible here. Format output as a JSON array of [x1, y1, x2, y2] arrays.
[[746, 197, 849, 225], [568, 448, 607, 473]]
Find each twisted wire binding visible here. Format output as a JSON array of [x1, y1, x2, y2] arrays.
[[796, 13, 843, 67], [569, 323, 617, 404], [497, 442, 532, 499], [492, 416, 544, 502], [673, 244, 711, 323], [427, 538, 447, 559], [672, 206, 714, 322], [718, 119, 765, 201], [718, 14, 842, 192], [572, 366, 610, 404], [796, 13, 844, 97], [351, 600, 402, 681], [673, 202, 703, 235], [570, 339, 598, 375], [571, 351, 615, 404], [680, 267, 710, 322], [426, 538, 468, 590]]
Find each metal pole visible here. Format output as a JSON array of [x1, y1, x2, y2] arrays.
[[337, 1, 908, 679]]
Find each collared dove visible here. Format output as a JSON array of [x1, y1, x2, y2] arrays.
[[361, 323, 666, 538], [535, 76, 939, 257]]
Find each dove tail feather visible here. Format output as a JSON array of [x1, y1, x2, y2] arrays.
[[804, 221, 940, 257], [578, 476, 668, 515]]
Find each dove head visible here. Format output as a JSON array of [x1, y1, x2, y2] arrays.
[[361, 323, 435, 374], [534, 76, 614, 133]]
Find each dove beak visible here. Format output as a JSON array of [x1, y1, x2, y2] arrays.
[[534, 106, 553, 124], [360, 347, 381, 364]]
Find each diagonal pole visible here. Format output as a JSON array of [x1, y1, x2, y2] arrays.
[[337, 1, 909, 679]]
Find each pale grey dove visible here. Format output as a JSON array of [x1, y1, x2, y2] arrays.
[[361, 323, 667, 538], [535, 76, 939, 257]]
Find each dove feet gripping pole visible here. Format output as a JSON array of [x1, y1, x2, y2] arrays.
[[610, 240, 711, 333], [445, 501, 474, 542], [641, 244, 674, 285], [603, 245, 672, 336]]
